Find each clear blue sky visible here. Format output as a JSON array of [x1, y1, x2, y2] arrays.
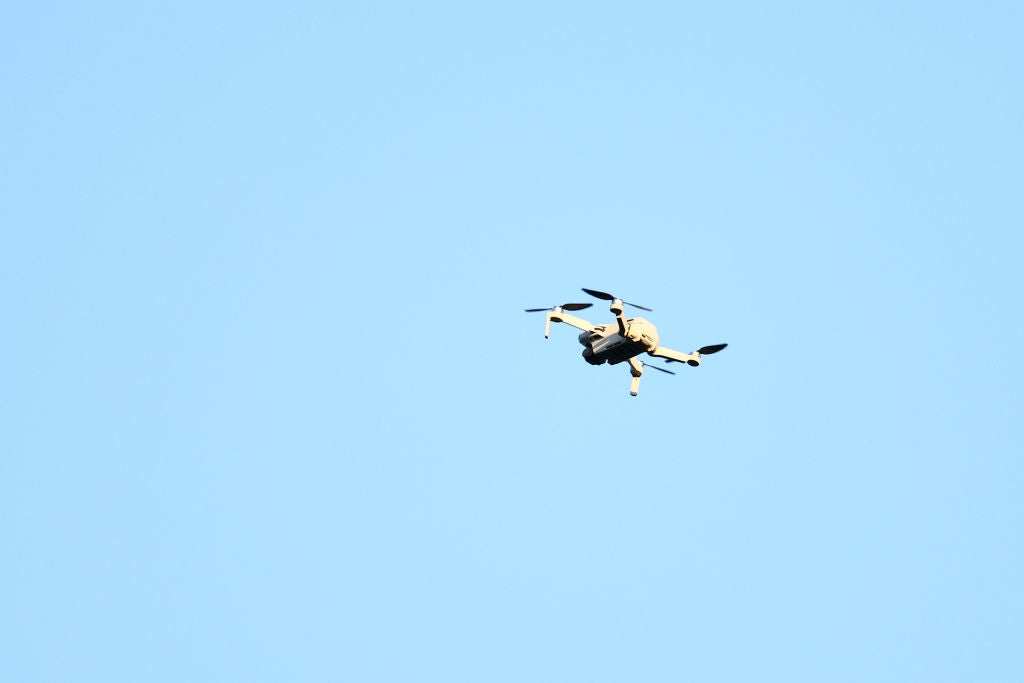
[[3, 2, 1022, 681]]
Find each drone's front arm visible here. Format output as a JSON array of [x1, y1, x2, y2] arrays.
[[647, 345, 702, 366], [544, 311, 596, 338]]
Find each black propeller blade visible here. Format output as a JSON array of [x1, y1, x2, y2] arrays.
[[581, 288, 653, 312], [697, 343, 728, 355], [524, 303, 593, 313], [642, 362, 675, 375], [581, 287, 615, 301]]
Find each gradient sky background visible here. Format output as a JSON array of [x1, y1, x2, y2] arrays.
[[3, 2, 1022, 681]]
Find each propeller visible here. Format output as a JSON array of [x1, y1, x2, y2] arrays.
[[524, 303, 593, 313], [698, 343, 728, 355], [641, 361, 675, 375], [581, 288, 653, 312], [664, 343, 729, 364]]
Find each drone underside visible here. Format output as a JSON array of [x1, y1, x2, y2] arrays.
[[526, 288, 727, 396]]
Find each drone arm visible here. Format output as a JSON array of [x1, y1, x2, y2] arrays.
[[545, 311, 596, 338], [608, 299, 628, 335], [647, 345, 701, 366], [627, 357, 643, 396]]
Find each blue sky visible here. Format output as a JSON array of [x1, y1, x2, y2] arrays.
[[2, 2, 1022, 681]]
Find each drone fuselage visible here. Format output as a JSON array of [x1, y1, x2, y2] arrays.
[[526, 291, 725, 396], [579, 317, 660, 366]]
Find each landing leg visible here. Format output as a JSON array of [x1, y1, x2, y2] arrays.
[[627, 357, 643, 396]]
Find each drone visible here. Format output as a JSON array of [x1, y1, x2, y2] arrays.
[[526, 288, 727, 396]]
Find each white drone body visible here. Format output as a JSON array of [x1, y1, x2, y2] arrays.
[[527, 288, 727, 396]]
